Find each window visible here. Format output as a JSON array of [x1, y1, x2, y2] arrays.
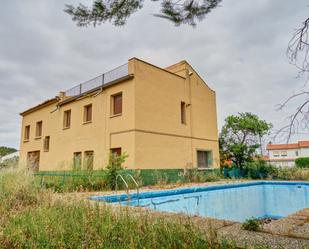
[[281, 150, 287, 157], [73, 152, 82, 170], [84, 104, 92, 123], [112, 93, 122, 115], [273, 151, 279, 157], [295, 150, 299, 156], [44, 136, 50, 152], [111, 147, 122, 156], [181, 102, 186, 124], [63, 110, 71, 128], [24, 125, 30, 141], [84, 151, 94, 170], [27, 151, 40, 171], [35, 121, 42, 138], [197, 150, 212, 168]]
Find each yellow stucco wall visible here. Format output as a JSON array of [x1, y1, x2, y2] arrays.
[[19, 58, 219, 171]]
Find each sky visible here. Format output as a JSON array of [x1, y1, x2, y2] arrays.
[[0, 0, 309, 149]]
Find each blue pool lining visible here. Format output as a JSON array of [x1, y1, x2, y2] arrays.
[[89, 181, 309, 203]]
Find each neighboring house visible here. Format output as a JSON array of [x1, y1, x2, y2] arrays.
[[267, 141, 309, 167], [19, 58, 219, 171], [0, 151, 19, 163]]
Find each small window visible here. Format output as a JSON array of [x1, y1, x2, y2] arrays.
[[197, 150, 212, 168], [84, 104, 92, 123], [44, 136, 50, 152], [281, 150, 287, 157], [112, 93, 122, 115], [73, 152, 82, 170], [273, 151, 279, 157], [84, 151, 94, 170], [111, 147, 122, 156], [295, 150, 299, 156], [63, 110, 71, 128], [24, 125, 30, 141], [35, 121, 42, 138], [181, 102, 186, 124]]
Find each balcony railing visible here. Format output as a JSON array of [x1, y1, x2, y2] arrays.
[[64, 63, 129, 97]]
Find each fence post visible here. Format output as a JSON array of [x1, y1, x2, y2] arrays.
[[40, 175, 44, 187]]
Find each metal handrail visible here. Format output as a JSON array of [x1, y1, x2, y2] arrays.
[[115, 174, 129, 198], [126, 174, 140, 205], [115, 173, 140, 205]]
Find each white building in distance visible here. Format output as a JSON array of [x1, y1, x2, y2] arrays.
[[267, 141, 309, 167]]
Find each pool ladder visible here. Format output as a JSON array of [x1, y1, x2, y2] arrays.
[[115, 174, 140, 205]]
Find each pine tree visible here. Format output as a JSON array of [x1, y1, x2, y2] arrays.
[[64, 0, 221, 27]]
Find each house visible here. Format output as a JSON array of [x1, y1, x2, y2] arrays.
[[19, 58, 220, 171], [266, 141, 309, 167], [0, 151, 19, 163]]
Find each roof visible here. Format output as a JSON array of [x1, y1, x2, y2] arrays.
[[267, 141, 309, 150], [20, 97, 59, 116]]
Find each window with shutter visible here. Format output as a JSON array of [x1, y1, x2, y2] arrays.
[[63, 110, 71, 128], [36, 121, 42, 138], [84, 151, 94, 170], [44, 136, 50, 152], [181, 102, 186, 124], [111, 147, 122, 156], [24, 125, 30, 141], [112, 93, 122, 115], [197, 151, 212, 168], [84, 104, 92, 123], [73, 152, 82, 170]]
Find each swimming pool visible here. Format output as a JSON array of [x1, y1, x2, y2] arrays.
[[90, 181, 309, 222]]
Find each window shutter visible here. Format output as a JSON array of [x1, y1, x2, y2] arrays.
[[113, 94, 122, 115]]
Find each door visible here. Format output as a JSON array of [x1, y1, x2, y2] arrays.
[[27, 151, 40, 171]]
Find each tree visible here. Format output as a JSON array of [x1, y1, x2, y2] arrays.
[[277, 16, 309, 141], [219, 112, 272, 169], [64, 0, 221, 27], [0, 146, 17, 157]]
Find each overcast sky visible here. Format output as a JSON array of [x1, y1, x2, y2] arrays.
[[1, 0, 309, 149]]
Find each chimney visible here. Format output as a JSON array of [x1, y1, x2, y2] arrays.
[[59, 91, 66, 100]]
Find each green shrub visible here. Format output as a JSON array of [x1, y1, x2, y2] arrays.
[[241, 218, 261, 231], [295, 157, 309, 168], [105, 153, 128, 190], [243, 160, 278, 179]]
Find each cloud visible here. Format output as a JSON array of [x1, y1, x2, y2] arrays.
[[0, 0, 309, 148]]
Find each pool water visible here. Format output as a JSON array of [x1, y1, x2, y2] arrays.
[[90, 181, 309, 222]]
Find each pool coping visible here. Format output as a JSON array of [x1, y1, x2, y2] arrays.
[[89, 180, 309, 203]]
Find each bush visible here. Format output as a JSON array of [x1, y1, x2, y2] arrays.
[[295, 157, 309, 168], [241, 218, 261, 231], [243, 160, 278, 179], [274, 167, 309, 181], [105, 153, 128, 190]]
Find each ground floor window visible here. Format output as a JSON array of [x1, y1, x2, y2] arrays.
[[111, 147, 122, 156], [27, 151, 40, 171], [197, 150, 212, 168], [84, 151, 94, 170], [73, 152, 82, 170]]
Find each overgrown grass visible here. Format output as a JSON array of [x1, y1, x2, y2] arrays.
[[2, 202, 222, 249], [0, 169, 239, 249]]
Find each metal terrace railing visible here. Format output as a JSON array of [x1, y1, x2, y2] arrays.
[[64, 63, 129, 97]]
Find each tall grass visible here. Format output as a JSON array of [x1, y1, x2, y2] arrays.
[[0, 169, 239, 249]]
